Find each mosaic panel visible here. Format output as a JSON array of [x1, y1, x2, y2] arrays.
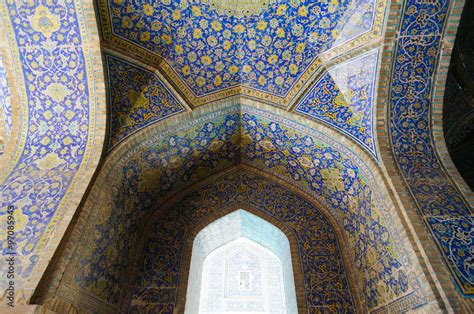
[[295, 48, 379, 157], [130, 171, 355, 313], [239, 111, 413, 308], [0, 54, 12, 141], [74, 110, 241, 304], [389, 0, 474, 296], [71, 106, 425, 311], [106, 55, 185, 149], [0, 1, 97, 284], [104, 0, 384, 101]]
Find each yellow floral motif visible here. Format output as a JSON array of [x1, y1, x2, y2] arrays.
[[30, 5, 60, 38], [276, 4, 288, 15], [214, 75, 222, 86], [201, 56, 212, 65], [140, 32, 150, 42], [276, 28, 285, 38], [258, 140, 275, 152], [182, 65, 190, 76], [258, 75, 266, 86], [256, 21, 268, 31], [196, 77, 206, 86], [193, 28, 202, 38], [320, 167, 345, 192], [35, 152, 65, 171], [289, 64, 298, 75], [211, 20, 222, 31], [228, 65, 239, 74], [143, 3, 154, 16], [298, 155, 314, 168], [298, 5, 308, 16], [44, 82, 72, 102], [243, 65, 252, 73], [175, 45, 184, 55], [223, 40, 231, 50], [161, 34, 172, 44], [233, 24, 246, 34], [296, 43, 306, 53], [267, 55, 278, 64], [172, 9, 181, 20], [192, 6, 202, 16]]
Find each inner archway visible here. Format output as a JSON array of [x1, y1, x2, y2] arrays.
[[185, 209, 297, 314]]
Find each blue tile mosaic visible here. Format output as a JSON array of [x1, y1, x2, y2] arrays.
[[130, 171, 355, 313], [0, 54, 12, 141], [106, 0, 381, 98], [72, 107, 425, 311], [295, 48, 379, 157], [105, 54, 185, 149], [0, 1, 95, 282], [390, 1, 474, 296]]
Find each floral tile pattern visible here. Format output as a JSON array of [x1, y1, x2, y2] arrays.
[[389, 0, 474, 296], [72, 106, 425, 311], [295, 49, 379, 157], [0, 1, 98, 284], [104, 0, 384, 102], [0, 54, 12, 142], [130, 171, 355, 313], [106, 55, 185, 149]]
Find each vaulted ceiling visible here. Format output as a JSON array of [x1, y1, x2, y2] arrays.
[[1, 0, 473, 313], [101, 0, 385, 157]]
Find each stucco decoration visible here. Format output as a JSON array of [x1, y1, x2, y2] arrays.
[[54, 103, 430, 313], [0, 0, 105, 298], [98, 0, 386, 107], [388, 0, 474, 296], [130, 172, 355, 313]]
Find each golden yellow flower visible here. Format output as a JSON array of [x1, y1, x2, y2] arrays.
[[233, 24, 245, 34], [296, 43, 306, 53], [196, 76, 206, 87], [267, 54, 278, 64], [211, 21, 222, 31], [243, 65, 252, 73], [276, 4, 287, 16], [298, 6, 308, 17], [143, 4, 154, 16], [174, 45, 184, 55], [228, 65, 239, 74], [258, 75, 267, 86], [193, 28, 202, 38], [276, 28, 285, 38], [223, 40, 231, 50], [201, 56, 212, 65], [192, 6, 202, 16], [161, 33, 172, 45], [172, 9, 181, 20], [256, 21, 267, 31], [140, 32, 150, 42], [214, 75, 222, 86], [289, 64, 298, 75], [31, 5, 60, 37], [182, 65, 190, 76]]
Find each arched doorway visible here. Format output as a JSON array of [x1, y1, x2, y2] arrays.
[[185, 209, 297, 313]]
